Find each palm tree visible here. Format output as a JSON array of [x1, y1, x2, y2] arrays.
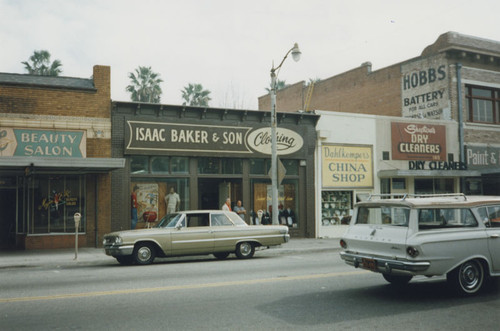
[[22, 50, 62, 76], [265, 79, 287, 93], [307, 77, 321, 85], [181, 83, 211, 107], [126, 66, 163, 103]]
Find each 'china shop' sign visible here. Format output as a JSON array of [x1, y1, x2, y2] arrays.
[[391, 122, 446, 161]]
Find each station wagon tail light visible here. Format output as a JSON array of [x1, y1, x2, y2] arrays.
[[406, 246, 419, 257], [339, 239, 347, 249]]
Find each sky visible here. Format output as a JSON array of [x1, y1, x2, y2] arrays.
[[2, 0, 500, 110]]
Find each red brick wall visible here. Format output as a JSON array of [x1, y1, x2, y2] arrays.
[[24, 235, 87, 250], [258, 63, 402, 117], [1, 65, 113, 249], [0, 65, 111, 118]]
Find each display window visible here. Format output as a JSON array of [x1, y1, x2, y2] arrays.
[[30, 175, 85, 234], [321, 191, 352, 226], [132, 156, 189, 175], [198, 158, 243, 174], [130, 178, 189, 229], [250, 179, 298, 227], [414, 178, 454, 194]]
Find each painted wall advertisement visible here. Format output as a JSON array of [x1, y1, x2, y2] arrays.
[[322, 145, 373, 188], [391, 122, 446, 161], [466, 145, 500, 170], [401, 57, 450, 119]]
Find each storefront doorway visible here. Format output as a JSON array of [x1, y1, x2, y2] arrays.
[[0, 185, 17, 250], [198, 178, 242, 210]]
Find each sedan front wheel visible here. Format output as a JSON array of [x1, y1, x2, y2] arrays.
[[133, 243, 156, 265], [235, 242, 255, 259]]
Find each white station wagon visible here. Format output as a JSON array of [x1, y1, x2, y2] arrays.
[[339, 194, 500, 295]]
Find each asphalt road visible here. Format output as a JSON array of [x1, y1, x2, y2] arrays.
[[1, 250, 499, 330]]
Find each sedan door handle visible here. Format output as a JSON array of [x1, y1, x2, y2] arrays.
[[490, 234, 499, 239]]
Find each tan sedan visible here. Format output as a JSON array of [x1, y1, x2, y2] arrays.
[[103, 210, 290, 265]]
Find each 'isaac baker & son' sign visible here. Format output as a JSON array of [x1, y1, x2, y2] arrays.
[[125, 121, 304, 156]]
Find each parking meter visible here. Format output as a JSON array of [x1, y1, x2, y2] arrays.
[[74, 213, 81, 260], [74, 213, 81, 228]]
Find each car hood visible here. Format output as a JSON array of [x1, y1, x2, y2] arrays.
[[105, 228, 171, 238]]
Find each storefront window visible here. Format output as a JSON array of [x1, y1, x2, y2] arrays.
[[198, 158, 220, 174], [321, 191, 352, 226], [198, 158, 242, 174], [414, 178, 454, 194], [250, 180, 298, 228], [30, 175, 85, 234], [151, 157, 169, 174], [221, 159, 242, 174], [130, 178, 189, 229], [250, 159, 267, 174], [144, 156, 189, 174], [282, 160, 299, 176], [131, 156, 148, 174], [171, 157, 189, 174], [380, 178, 390, 195], [250, 159, 298, 175]]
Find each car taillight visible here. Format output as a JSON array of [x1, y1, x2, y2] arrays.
[[406, 246, 419, 257], [339, 239, 347, 249]]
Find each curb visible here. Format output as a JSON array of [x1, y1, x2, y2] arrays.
[[0, 239, 341, 269]]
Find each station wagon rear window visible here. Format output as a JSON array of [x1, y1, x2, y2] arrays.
[[356, 206, 410, 226], [418, 208, 477, 230]]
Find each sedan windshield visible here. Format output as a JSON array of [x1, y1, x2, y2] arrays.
[[356, 206, 410, 226], [156, 213, 184, 228]]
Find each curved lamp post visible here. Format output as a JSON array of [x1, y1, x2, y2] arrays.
[[270, 43, 301, 225]]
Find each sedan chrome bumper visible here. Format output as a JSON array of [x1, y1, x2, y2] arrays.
[[340, 251, 430, 274], [104, 245, 134, 256]]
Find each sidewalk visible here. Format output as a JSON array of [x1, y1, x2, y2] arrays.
[[0, 237, 341, 269]]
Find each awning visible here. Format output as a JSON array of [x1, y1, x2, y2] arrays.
[[378, 169, 481, 178], [0, 156, 125, 173], [478, 167, 500, 175]]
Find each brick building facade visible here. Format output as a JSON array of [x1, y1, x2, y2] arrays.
[[110, 102, 319, 238], [261, 32, 500, 197], [0, 65, 124, 250]]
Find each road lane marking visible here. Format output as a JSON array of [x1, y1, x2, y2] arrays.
[[0, 270, 367, 303]]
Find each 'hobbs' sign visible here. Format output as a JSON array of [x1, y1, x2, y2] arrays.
[[401, 57, 450, 119]]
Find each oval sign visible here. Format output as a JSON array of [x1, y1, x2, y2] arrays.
[[247, 127, 303, 155]]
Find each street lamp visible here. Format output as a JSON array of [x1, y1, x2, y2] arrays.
[[270, 43, 301, 225]]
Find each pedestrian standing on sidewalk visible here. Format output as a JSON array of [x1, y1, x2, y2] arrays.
[[165, 187, 181, 214], [233, 200, 246, 221], [222, 198, 231, 211]]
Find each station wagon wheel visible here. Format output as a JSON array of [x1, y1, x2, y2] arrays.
[[447, 259, 485, 295], [382, 273, 413, 285], [133, 243, 156, 265], [235, 242, 255, 259], [213, 252, 230, 260]]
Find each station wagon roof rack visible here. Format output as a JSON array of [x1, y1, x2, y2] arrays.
[[366, 193, 408, 201], [367, 193, 467, 201]]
